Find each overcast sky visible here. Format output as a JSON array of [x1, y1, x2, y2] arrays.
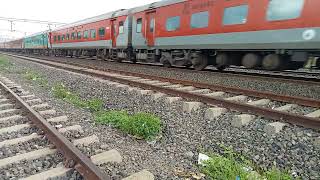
[[0, 0, 156, 41]]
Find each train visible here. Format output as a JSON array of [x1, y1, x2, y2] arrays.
[[1, 0, 320, 70]]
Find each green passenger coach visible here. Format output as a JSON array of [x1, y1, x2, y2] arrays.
[[23, 32, 50, 55]]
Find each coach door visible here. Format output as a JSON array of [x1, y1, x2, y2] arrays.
[[111, 19, 117, 47], [146, 11, 156, 46]]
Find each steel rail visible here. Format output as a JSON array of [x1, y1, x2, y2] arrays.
[[5, 54, 320, 130], [23, 53, 320, 86], [0, 81, 109, 180], [8, 53, 320, 108]]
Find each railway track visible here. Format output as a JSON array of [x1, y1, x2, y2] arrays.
[[3, 53, 320, 131], [5, 53, 320, 86], [0, 75, 154, 179]]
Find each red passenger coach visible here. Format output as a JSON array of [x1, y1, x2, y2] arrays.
[[131, 0, 320, 70], [50, 9, 132, 60], [5, 0, 319, 71]]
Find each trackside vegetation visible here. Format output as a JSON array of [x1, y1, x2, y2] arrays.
[[52, 83, 161, 140], [200, 145, 295, 180], [94, 111, 161, 140], [24, 70, 48, 87], [23, 68, 162, 141], [0, 55, 12, 71], [52, 83, 103, 112]]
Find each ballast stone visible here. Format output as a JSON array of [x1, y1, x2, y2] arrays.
[[306, 109, 320, 118], [152, 82, 171, 86], [190, 89, 211, 94], [176, 86, 196, 91], [47, 115, 68, 123], [39, 109, 57, 117], [247, 99, 271, 106], [138, 90, 153, 96], [123, 170, 154, 180], [73, 135, 99, 146], [264, 122, 286, 135], [225, 95, 248, 102], [204, 107, 228, 120], [151, 93, 166, 100], [183, 102, 203, 113], [165, 97, 182, 104], [314, 137, 320, 148], [91, 149, 122, 164], [204, 92, 225, 98], [275, 104, 298, 112], [58, 125, 83, 133], [231, 114, 255, 127]]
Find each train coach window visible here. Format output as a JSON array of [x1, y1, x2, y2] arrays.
[[119, 21, 124, 34], [136, 18, 142, 33], [54, 36, 57, 42], [191, 11, 209, 29], [267, 0, 304, 21], [66, 34, 70, 40], [71, 32, 75, 40], [84, 30, 89, 39], [62, 35, 65, 41], [58, 35, 61, 41], [223, 5, 248, 25], [90, 29, 96, 38], [98, 27, 105, 37], [77, 32, 82, 39], [166, 16, 180, 31]]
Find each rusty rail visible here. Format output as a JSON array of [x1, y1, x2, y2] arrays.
[[0, 81, 109, 179], [5, 54, 320, 130]]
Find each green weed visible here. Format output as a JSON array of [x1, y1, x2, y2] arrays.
[[0, 56, 12, 71], [200, 146, 296, 180], [264, 168, 293, 180], [24, 70, 48, 87], [94, 111, 161, 140], [52, 83, 103, 112], [201, 153, 250, 180]]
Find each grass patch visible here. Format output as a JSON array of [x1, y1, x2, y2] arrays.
[[0, 55, 12, 71], [200, 145, 295, 180], [94, 111, 161, 140], [52, 83, 103, 112], [24, 70, 48, 87]]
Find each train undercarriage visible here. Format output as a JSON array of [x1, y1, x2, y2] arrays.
[[1, 48, 319, 71]]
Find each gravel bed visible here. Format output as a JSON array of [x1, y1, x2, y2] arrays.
[[23, 55, 320, 99], [0, 154, 63, 180], [1, 56, 320, 179], [0, 127, 38, 142], [0, 138, 50, 159]]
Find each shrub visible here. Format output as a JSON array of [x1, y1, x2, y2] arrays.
[[129, 112, 161, 140], [95, 110, 130, 128], [52, 83, 103, 112], [94, 111, 161, 140], [264, 168, 293, 180], [201, 154, 250, 180]]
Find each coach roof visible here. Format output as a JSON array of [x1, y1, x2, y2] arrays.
[[52, 9, 130, 31], [130, 0, 186, 14]]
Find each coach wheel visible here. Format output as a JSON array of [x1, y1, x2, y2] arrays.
[[242, 53, 262, 69], [192, 54, 208, 71], [216, 53, 230, 69], [217, 66, 227, 71], [262, 54, 283, 70], [160, 56, 172, 68]]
